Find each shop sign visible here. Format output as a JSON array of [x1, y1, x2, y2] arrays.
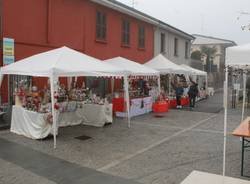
[[3, 38, 15, 66]]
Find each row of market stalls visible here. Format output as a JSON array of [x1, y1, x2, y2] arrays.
[[0, 46, 207, 148]]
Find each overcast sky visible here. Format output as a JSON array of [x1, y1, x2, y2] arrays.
[[117, 0, 250, 44]]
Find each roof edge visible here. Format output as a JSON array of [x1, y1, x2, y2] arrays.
[[192, 34, 237, 45]]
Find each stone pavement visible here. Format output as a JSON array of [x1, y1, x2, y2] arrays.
[[0, 138, 140, 184], [0, 91, 249, 184]]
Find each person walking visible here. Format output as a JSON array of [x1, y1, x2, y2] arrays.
[[188, 78, 199, 109]]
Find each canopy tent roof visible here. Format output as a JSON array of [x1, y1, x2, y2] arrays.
[[226, 43, 250, 68], [0, 47, 125, 77], [104, 57, 160, 76], [180, 64, 207, 76], [144, 54, 191, 75]]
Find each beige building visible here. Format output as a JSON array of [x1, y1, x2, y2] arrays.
[[191, 34, 236, 88], [154, 26, 194, 65]]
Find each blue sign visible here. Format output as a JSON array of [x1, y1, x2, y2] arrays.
[[3, 38, 15, 66]]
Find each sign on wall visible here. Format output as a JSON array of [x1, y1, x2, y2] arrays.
[[3, 38, 15, 66]]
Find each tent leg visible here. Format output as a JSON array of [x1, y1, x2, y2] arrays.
[[157, 76, 161, 95], [206, 75, 208, 96], [168, 75, 171, 96], [111, 77, 115, 97], [0, 74, 4, 105], [241, 73, 247, 121], [223, 67, 228, 177], [124, 76, 130, 128], [50, 75, 58, 149]]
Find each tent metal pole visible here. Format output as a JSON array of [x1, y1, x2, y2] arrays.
[[50, 74, 57, 149], [241, 73, 247, 121], [157, 75, 161, 95], [206, 74, 208, 95], [0, 74, 4, 104], [168, 74, 171, 96], [223, 67, 228, 177], [111, 77, 115, 96], [124, 75, 131, 128]]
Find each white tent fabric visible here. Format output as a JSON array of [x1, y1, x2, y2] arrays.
[[223, 44, 250, 177], [104, 57, 160, 76], [226, 43, 250, 67], [180, 64, 207, 76], [0, 46, 126, 77], [0, 46, 130, 148], [105, 57, 161, 113], [144, 54, 191, 75]]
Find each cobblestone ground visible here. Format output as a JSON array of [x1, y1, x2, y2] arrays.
[[0, 92, 249, 184]]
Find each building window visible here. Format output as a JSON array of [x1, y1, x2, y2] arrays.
[[96, 11, 106, 41], [174, 38, 178, 56], [122, 19, 130, 46], [185, 41, 189, 58], [138, 25, 145, 49], [160, 33, 165, 53]]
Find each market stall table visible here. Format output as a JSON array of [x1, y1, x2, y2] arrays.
[[115, 96, 153, 118], [232, 117, 250, 177], [11, 103, 113, 139], [181, 171, 250, 184], [11, 106, 52, 139]]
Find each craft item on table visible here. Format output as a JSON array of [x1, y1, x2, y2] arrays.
[[60, 102, 68, 113], [54, 103, 60, 110], [33, 96, 40, 112], [58, 84, 67, 102], [39, 102, 48, 113], [42, 87, 51, 104]]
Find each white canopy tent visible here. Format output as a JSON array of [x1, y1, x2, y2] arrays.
[[144, 54, 192, 75], [104, 56, 161, 92], [0, 46, 129, 148], [144, 54, 193, 95], [223, 43, 250, 177], [180, 64, 208, 92], [180, 64, 207, 76]]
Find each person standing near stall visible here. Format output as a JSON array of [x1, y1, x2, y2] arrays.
[[188, 77, 199, 109], [171, 81, 184, 109]]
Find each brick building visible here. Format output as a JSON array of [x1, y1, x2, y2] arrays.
[[0, 0, 193, 102]]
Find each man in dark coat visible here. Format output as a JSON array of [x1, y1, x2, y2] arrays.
[[188, 79, 199, 109]]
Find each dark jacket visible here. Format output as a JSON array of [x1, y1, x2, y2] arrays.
[[188, 84, 199, 97], [176, 87, 184, 96]]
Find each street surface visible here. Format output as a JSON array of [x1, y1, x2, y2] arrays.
[[0, 91, 249, 184]]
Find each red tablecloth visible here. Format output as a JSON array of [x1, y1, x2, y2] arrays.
[[169, 99, 177, 108], [169, 97, 189, 108], [181, 97, 189, 106], [112, 97, 125, 112]]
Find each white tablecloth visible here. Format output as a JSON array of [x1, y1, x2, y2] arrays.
[[116, 96, 153, 118], [11, 106, 52, 139], [76, 104, 113, 127], [11, 104, 113, 139]]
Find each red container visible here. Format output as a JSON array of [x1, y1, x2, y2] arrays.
[[153, 101, 169, 113]]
